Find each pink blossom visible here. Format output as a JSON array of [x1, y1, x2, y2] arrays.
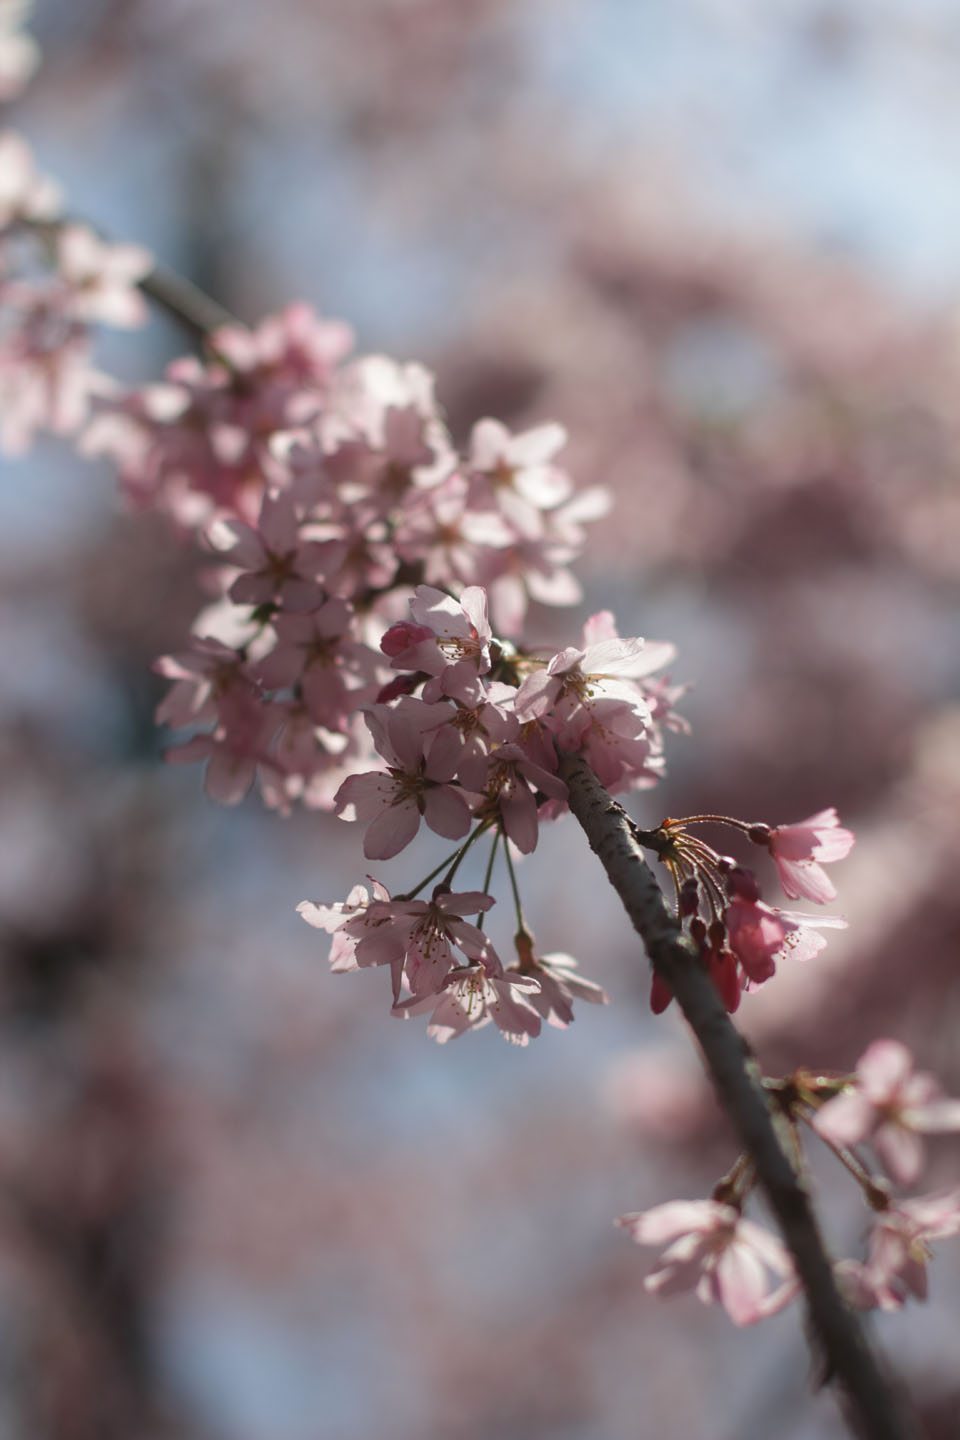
[[476, 742, 567, 853], [617, 1200, 798, 1326], [514, 612, 673, 747], [0, 131, 60, 226], [165, 688, 285, 805], [814, 1040, 960, 1184], [394, 962, 542, 1045], [0, 302, 101, 452], [394, 471, 514, 589], [153, 636, 248, 728], [840, 1192, 960, 1310], [382, 584, 494, 704], [333, 699, 473, 859], [255, 599, 380, 728], [353, 889, 498, 1001], [509, 937, 608, 1028], [723, 870, 846, 985], [329, 354, 454, 501], [0, 3, 38, 100], [207, 490, 328, 614], [56, 224, 152, 330], [426, 686, 521, 791], [465, 418, 573, 536], [297, 879, 394, 974], [767, 807, 855, 904]]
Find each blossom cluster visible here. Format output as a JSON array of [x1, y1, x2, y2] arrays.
[[11, 3, 960, 1357], [90, 310, 617, 817], [0, 131, 152, 452], [619, 1039, 960, 1324], [645, 807, 854, 1016], [295, 592, 679, 1040]]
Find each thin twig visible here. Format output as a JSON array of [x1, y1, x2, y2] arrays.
[[559, 751, 920, 1440], [138, 261, 240, 341]]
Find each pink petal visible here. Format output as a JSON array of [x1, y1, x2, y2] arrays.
[[813, 1091, 877, 1149], [422, 784, 472, 841], [857, 1039, 914, 1102], [712, 1245, 771, 1326], [618, 1200, 732, 1246], [873, 1124, 925, 1186], [363, 800, 421, 860], [204, 750, 256, 806], [334, 771, 396, 822], [909, 1099, 960, 1133], [775, 856, 837, 904]]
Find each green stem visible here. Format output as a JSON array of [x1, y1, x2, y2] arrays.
[[476, 828, 501, 931], [398, 824, 490, 901], [502, 835, 527, 935], [442, 819, 493, 890], [796, 1108, 891, 1210]]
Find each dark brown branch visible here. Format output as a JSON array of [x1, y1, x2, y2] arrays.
[[138, 260, 240, 342], [559, 751, 920, 1440]]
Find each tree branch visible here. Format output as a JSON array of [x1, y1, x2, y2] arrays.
[[138, 260, 240, 342], [559, 751, 920, 1440]]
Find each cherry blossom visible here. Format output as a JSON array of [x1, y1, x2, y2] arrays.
[[153, 636, 248, 728], [55, 224, 152, 330], [297, 878, 394, 974], [334, 699, 474, 859], [840, 1192, 960, 1311], [0, 1, 38, 100], [0, 130, 60, 226], [165, 687, 285, 806], [382, 584, 494, 704], [764, 807, 856, 904], [465, 417, 573, 536], [508, 934, 608, 1028], [255, 599, 381, 728], [394, 962, 542, 1045], [617, 1200, 798, 1326], [207, 490, 329, 614], [814, 1040, 960, 1185], [475, 742, 568, 853], [351, 889, 499, 1001]]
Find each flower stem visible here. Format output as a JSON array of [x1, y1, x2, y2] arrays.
[[476, 829, 501, 932], [502, 835, 526, 934]]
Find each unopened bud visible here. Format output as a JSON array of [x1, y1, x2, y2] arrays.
[[726, 866, 761, 903], [679, 878, 700, 916]]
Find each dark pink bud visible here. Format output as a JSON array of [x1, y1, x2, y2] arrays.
[[726, 866, 761, 903], [748, 824, 772, 846], [679, 878, 700, 917], [375, 674, 421, 704], [650, 973, 673, 1015], [380, 621, 433, 658], [709, 949, 741, 1014], [708, 919, 726, 950], [690, 917, 707, 947]]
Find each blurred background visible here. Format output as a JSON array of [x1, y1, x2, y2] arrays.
[[4, 0, 960, 1436]]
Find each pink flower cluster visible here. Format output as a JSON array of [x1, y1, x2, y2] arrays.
[[0, 133, 151, 452], [292, 591, 672, 1039], [815, 1039, 960, 1186], [297, 881, 606, 1045], [649, 808, 854, 1015], [85, 298, 623, 820], [620, 1039, 960, 1326], [620, 1186, 960, 1326]]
